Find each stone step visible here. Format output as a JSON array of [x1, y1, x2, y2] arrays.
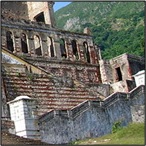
[[3, 71, 99, 116]]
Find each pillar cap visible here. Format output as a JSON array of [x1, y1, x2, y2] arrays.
[[7, 96, 32, 104]]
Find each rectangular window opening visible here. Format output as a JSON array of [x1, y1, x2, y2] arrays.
[[116, 67, 122, 81]]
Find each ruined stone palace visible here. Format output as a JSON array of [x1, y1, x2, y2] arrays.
[[1, 2, 145, 144]]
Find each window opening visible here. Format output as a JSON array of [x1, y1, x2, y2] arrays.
[[48, 37, 55, 57], [60, 38, 67, 58], [71, 40, 79, 60], [34, 12, 45, 23], [34, 35, 42, 56], [6, 31, 14, 52], [83, 42, 90, 63], [21, 33, 28, 53], [116, 67, 122, 81]]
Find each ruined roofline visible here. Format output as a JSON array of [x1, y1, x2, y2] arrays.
[[101, 53, 144, 62], [111, 53, 144, 61], [39, 85, 144, 121], [2, 17, 92, 37], [2, 1, 56, 27], [126, 53, 145, 62]]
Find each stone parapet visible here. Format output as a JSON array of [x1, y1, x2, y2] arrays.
[[39, 85, 144, 144]]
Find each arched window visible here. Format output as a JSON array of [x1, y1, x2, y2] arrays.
[[34, 35, 42, 56], [71, 40, 79, 60], [21, 33, 28, 53], [6, 31, 14, 52], [60, 38, 67, 58], [83, 42, 90, 63], [47, 37, 55, 57]]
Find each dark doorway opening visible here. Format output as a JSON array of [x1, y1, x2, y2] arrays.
[[60, 39, 67, 58], [21, 33, 28, 53], [50, 38, 54, 57], [35, 47, 42, 56], [116, 67, 122, 81], [34, 12, 45, 23], [71, 40, 78, 60], [83, 42, 90, 63], [6, 31, 14, 52]]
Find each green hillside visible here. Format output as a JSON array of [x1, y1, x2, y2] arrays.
[[70, 123, 144, 145], [55, 2, 144, 59]]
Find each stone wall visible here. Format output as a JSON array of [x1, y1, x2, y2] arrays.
[[2, 67, 103, 117], [2, 2, 55, 27], [2, 119, 15, 134], [131, 105, 144, 123], [24, 56, 101, 84], [2, 18, 99, 64], [27, 2, 55, 27], [99, 53, 144, 92], [39, 85, 145, 144], [2, 18, 101, 84], [1, 2, 29, 20]]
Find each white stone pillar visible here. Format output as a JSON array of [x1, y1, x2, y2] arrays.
[[7, 96, 40, 140]]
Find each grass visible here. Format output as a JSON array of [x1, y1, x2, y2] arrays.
[[70, 123, 145, 145]]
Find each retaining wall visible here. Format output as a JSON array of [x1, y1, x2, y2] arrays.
[[39, 85, 145, 144]]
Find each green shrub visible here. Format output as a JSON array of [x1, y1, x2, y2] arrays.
[[112, 121, 122, 133]]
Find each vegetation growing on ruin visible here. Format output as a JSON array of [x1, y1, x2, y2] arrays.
[[70, 123, 144, 145], [55, 2, 144, 59]]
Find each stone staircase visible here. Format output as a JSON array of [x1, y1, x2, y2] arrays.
[[2, 71, 100, 116]]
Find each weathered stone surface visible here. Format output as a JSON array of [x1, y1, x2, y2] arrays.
[[39, 85, 144, 144], [99, 53, 144, 92], [131, 105, 144, 123], [2, 69, 101, 117], [1, 2, 145, 145], [2, 2, 55, 27]]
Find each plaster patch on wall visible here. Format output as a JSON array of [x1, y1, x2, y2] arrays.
[[2, 52, 21, 64], [131, 105, 144, 123]]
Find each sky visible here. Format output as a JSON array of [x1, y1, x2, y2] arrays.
[[53, 2, 71, 12]]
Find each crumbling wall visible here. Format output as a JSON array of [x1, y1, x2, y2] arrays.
[[39, 85, 144, 144], [2, 18, 99, 65], [99, 59, 113, 83], [1, 2, 29, 20], [27, 2, 55, 27], [2, 79, 10, 119], [24, 57, 101, 84], [2, 119, 15, 134], [99, 53, 144, 92], [127, 54, 145, 75], [2, 67, 102, 116], [2, 2, 55, 27], [2, 19, 101, 84]]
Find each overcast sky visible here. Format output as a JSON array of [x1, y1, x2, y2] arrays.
[[53, 2, 71, 12]]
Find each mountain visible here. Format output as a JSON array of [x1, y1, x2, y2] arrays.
[[54, 2, 144, 59]]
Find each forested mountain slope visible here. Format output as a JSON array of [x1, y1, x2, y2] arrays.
[[55, 2, 144, 59]]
